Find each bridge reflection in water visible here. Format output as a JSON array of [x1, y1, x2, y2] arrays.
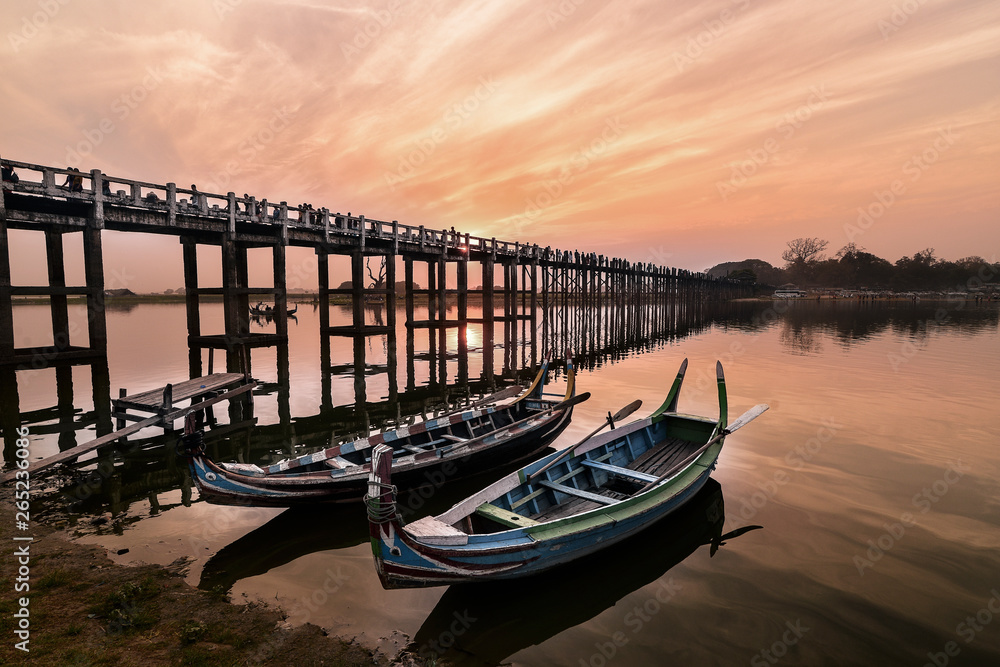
[[11, 294, 731, 523]]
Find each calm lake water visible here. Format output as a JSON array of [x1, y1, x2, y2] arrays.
[[5, 298, 1000, 666]]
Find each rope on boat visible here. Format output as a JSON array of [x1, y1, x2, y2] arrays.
[[175, 430, 205, 457], [364, 482, 399, 524]]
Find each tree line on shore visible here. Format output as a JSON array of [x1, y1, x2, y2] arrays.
[[708, 238, 999, 291]]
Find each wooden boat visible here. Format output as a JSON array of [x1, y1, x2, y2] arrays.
[[185, 357, 583, 506], [365, 359, 768, 588], [405, 478, 761, 665], [286, 304, 298, 316], [249, 302, 273, 318]]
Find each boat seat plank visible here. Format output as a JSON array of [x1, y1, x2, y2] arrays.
[[475, 503, 540, 528], [581, 459, 659, 483], [440, 434, 468, 443], [510, 452, 614, 511], [406, 516, 470, 546], [539, 480, 617, 506], [530, 495, 603, 522]]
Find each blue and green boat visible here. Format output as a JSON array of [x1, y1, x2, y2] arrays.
[[365, 359, 768, 588]]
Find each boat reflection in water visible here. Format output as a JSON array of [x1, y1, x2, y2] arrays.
[[404, 478, 760, 666], [197, 458, 546, 594]]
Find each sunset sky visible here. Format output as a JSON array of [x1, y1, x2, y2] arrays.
[[2, 0, 998, 291]]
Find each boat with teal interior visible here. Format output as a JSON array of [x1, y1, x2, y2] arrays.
[[365, 359, 768, 588]]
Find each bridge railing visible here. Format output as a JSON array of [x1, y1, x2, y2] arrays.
[[2, 156, 755, 288], [0, 157, 561, 261]]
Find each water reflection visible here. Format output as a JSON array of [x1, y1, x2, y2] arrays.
[[197, 461, 537, 595], [7, 299, 999, 521], [404, 479, 759, 666]]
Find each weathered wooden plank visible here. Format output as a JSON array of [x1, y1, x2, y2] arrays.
[[117, 372, 246, 410], [2, 381, 256, 482], [538, 480, 617, 506], [474, 503, 540, 528], [580, 458, 659, 483]]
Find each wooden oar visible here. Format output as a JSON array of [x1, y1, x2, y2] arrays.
[[528, 399, 643, 483], [428, 385, 524, 421], [637, 403, 769, 493], [468, 385, 523, 408]]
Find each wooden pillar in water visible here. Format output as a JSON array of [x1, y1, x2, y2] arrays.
[[437, 258, 447, 383], [386, 255, 398, 401], [427, 260, 437, 326], [91, 357, 113, 436], [351, 252, 365, 333], [83, 225, 107, 353], [457, 257, 468, 383], [403, 258, 415, 326], [0, 218, 13, 360], [44, 231, 70, 353], [221, 236, 241, 371], [273, 241, 287, 338], [386, 255, 397, 331], [437, 258, 447, 324], [182, 238, 201, 376], [404, 257, 415, 391]]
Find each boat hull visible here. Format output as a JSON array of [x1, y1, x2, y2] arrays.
[[366, 358, 746, 588], [188, 409, 573, 507]]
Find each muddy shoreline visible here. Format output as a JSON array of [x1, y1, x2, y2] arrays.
[[0, 493, 423, 666]]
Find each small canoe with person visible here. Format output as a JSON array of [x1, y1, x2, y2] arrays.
[[184, 356, 584, 506], [365, 358, 768, 588]]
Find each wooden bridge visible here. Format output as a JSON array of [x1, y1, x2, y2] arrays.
[[0, 155, 754, 376]]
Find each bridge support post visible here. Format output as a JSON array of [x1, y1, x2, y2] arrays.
[[45, 231, 71, 355], [273, 241, 287, 339], [351, 252, 364, 333], [182, 238, 201, 376], [0, 217, 14, 361], [83, 224, 107, 354]]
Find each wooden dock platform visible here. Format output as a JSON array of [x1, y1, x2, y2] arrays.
[[113, 372, 251, 430]]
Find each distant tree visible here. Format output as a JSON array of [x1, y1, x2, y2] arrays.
[[782, 238, 829, 265], [892, 248, 939, 290], [834, 243, 893, 288], [782, 238, 829, 285]]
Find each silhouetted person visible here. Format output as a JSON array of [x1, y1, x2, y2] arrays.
[[64, 167, 83, 192], [1, 164, 17, 193]]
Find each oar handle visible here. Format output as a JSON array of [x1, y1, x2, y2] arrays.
[[636, 403, 768, 493], [528, 399, 641, 483]]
